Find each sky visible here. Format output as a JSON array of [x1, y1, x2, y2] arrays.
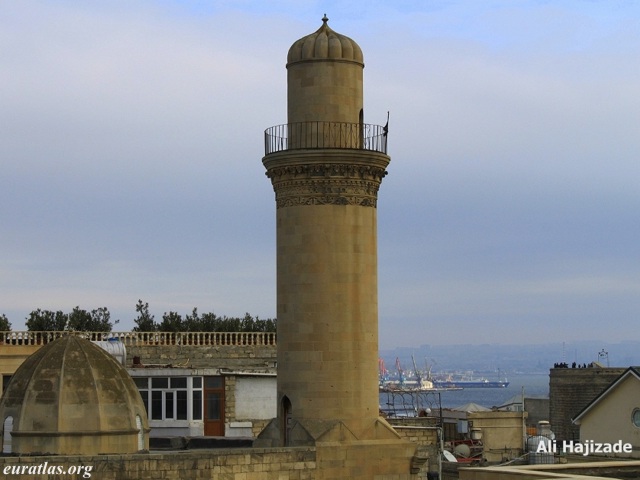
[[1, 1, 639, 349]]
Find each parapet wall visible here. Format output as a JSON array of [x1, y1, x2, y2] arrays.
[[128, 344, 277, 369], [1, 331, 278, 371], [549, 367, 624, 442], [0, 447, 316, 480]]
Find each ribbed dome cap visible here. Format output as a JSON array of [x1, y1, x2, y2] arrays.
[[287, 15, 363, 65], [0, 335, 147, 449]]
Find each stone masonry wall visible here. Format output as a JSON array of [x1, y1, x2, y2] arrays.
[[549, 367, 624, 442], [128, 344, 277, 370], [388, 417, 439, 475], [0, 447, 316, 480], [388, 418, 439, 447]]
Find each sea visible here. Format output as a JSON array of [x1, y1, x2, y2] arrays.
[[380, 373, 550, 413]]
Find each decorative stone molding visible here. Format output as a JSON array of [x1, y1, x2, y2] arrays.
[[265, 163, 388, 208]]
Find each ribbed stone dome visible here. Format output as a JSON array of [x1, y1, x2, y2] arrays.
[[287, 15, 363, 65], [0, 335, 148, 454]]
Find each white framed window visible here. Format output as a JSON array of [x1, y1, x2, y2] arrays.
[[135, 376, 203, 422]]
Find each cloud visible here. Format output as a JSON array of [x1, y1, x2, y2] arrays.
[[1, 2, 639, 348]]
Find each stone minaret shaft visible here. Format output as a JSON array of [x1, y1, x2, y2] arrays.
[[263, 16, 390, 444]]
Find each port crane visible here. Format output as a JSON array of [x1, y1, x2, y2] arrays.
[[378, 358, 389, 385], [395, 357, 406, 387]]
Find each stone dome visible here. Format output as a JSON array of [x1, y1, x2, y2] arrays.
[[0, 335, 148, 455], [287, 15, 363, 66]]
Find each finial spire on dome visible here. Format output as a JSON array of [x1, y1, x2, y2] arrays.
[[287, 15, 363, 65]]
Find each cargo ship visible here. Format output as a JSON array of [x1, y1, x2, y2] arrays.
[[431, 375, 509, 389]]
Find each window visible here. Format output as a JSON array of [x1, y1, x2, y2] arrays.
[[2, 375, 12, 394], [172, 377, 187, 389], [151, 391, 163, 420], [133, 378, 149, 389], [152, 378, 169, 389], [632, 409, 640, 428], [192, 377, 203, 421], [177, 390, 188, 420], [193, 391, 203, 420], [134, 376, 203, 422], [205, 376, 223, 389]]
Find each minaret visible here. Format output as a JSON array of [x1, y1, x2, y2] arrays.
[[258, 16, 418, 479]]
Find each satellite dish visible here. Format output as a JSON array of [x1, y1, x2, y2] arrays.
[[442, 450, 458, 462], [454, 444, 471, 458]]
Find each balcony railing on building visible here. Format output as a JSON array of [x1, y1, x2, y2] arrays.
[[0, 330, 277, 347], [264, 121, 388, 155]]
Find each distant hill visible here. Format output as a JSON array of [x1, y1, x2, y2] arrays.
[[379, 340, 640, 375]]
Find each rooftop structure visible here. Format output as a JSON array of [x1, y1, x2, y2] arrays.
[[0, 335, 148, 455]]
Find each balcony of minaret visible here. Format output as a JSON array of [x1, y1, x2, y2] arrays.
[[264, 121, 387, 155]]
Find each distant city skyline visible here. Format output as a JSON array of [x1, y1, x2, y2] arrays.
[[2, 1, 639, 349]]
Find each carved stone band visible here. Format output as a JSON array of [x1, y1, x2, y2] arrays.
[[265, 164, 388, 208]]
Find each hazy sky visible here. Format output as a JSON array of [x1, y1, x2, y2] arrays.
[[2, 1, 639, 349]]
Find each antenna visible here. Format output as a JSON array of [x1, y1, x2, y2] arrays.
[[598, 349, 609, 367]]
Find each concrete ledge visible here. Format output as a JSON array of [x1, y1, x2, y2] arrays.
[[460, 460, 640, 480]]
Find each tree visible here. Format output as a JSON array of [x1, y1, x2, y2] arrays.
[[67, 306, 113, 332], [254, 315, 277, 333], [240, 312, 255, 332], [218, 315, 241, 332], [0, 313, 11, 331], [133, 300, 157, 332], [91, 307, 116, 331], [198, 312, 221, 331], [159, 311, 184, 332], [26, 309, 68, 331], [183, 308, 201, 331]]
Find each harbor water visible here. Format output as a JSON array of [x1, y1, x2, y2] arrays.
[[380, 373, 550, 413]]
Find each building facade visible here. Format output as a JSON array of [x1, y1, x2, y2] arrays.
[[1, 331, 277, 440]]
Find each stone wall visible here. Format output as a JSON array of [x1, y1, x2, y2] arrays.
[[0, 447, 316, 480], [524, 397, 549, 428], [467, 411, 525, 463], [549, 367, 624, 442], [388, 417, 440, 476], [388, 418, 439, 446], [128, 344, 277, 370]]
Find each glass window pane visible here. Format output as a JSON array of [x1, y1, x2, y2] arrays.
[[206, 392, 221, 420], [165, 391, 174, 419], [152, 378, 169, 389], [3, 375, 13, 393], [133, 378, 148, 389], [193, 377, 202, 389], [151, 391, 163, 420], [139, 391, 149, 417], [192, 391, 202, 420], [205, 377, 223, 389], [171, 377, 187, 389], [177, 391, 187, 420]]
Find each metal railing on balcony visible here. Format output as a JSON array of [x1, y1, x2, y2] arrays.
[[0, 330, 277, 347], [264, 121, 388, 155]]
